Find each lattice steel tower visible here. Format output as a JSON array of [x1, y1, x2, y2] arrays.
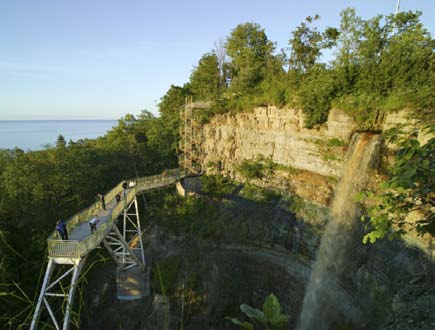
[[179, 100, 209, 175]]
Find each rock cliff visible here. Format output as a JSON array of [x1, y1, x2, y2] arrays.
[[201, 107, 356, 205], [199, 106, 433, 259]]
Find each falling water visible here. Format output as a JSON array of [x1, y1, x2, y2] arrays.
[[298, 133, 380, 330]]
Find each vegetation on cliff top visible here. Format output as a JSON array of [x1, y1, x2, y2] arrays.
[[159, 9, 433, 129]]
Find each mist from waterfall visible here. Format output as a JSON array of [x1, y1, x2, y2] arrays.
[[298, 133, 380, 330]]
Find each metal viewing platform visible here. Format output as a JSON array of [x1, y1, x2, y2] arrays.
[[30, 168, 185, 330]]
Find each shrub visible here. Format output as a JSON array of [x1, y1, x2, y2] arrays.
[[201, 175, 237, 197], [152, 255, 182, 295], [237, 160, 264, 180], [239, 184, 281, 203]]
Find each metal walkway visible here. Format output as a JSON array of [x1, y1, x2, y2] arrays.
[[30, 168, 185, 330]]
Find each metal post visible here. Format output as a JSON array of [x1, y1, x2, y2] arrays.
[[134, 197, 146, 266], [122, 208, 127, 264], [112, 226, 144, 270], [184, 100, 188, 169], [62, 258, 86, 330], [30, 258, 55, 330]]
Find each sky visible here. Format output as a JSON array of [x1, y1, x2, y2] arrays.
[[0, 0, 433, 120]]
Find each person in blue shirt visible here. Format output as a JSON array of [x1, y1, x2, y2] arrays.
[[56, 219, 68, 240]]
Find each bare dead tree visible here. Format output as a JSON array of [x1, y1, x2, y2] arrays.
[[214, 39, 226, 79]]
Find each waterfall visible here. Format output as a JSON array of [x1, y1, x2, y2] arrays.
[[298, 133, 380, 330]]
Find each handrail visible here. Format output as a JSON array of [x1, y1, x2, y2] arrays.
[[47, 168, 186, 258]]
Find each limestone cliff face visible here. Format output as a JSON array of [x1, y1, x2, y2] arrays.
[[199, 106, 433, 259], [201, 107, 357, 205]]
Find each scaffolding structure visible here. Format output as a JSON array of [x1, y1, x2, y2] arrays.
[[179, 101, 209, 174]]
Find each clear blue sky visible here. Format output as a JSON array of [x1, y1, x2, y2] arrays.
[[0, 0, 433, 120]]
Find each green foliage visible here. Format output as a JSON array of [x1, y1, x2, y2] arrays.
[[358, 126, 434, 243], [326, 138, 346, 148], [158, 84, 192, 149], [189, 52, 223, 101], [239, 184, 281, 204], [201, 175, 237, 198], [0, 113, 177, 327], [226, 22, 275, 97], [297, 64, 338, 128], [332, 10, 433, 127], [289, 15, 338, 72], [152, 255, 182, 295], [237, 157, 300, 181], [153, 193, 224, 239], [226, 293, 289, 330], [237, 159, 264, 180], [256, 70, 290, 107], [154, 9, 433, 132]]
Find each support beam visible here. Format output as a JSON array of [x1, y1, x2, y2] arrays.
[[30, 257, 86, 330], [30, 258, 55, 330], [133, 198, 146, 266], [63, 259, 86, 330], [112, 226, 144, 270]]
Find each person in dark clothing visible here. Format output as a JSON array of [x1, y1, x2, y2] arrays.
[[56, 219, 68, 240], [89, 216, 100, 233], [122, 182, 128, 198], [97, 193, 106, 210], [115, 193, 121, 203]]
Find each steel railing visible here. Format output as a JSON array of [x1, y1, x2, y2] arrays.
[[47, 168, 186, 258]]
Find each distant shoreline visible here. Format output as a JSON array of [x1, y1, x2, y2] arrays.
[[0, 120, 117, 150], [0, 119, 117, 122]]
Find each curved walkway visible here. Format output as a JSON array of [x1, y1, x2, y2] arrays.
[[47, 169, 185, 259]]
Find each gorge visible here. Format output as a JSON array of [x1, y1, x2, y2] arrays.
[[80, 106, 433, 330]]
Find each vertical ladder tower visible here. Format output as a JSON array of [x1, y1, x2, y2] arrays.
[[179, 100, 210, 174]]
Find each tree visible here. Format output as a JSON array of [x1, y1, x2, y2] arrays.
[[333, 7, 363, 94], [225, 22, 275, 95], [158, 84, 191, 150], [288, 15, 339, 126], [0, 114, 178, 327], [56, 134, 66, 148], [380, 11, 434, 114], [289, 15, 338, 72], [214, 39, 228, 86], [189, 52, 222, 101]]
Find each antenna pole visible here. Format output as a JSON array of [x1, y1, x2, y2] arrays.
[[395, 0, 401, 15]]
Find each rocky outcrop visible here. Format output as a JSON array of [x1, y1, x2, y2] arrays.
[[201, 107, 356, 205], [199, 106, 433, 258]]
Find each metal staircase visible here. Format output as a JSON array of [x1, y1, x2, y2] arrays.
[[179, 101, 209, 174]]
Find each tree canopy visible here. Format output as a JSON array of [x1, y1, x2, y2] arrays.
[[0, 113, 176, 327], [158, 9, 433, 129]]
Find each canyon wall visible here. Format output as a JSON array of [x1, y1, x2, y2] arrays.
[[201, 107, 356, 205], [199, 106, 433, 259]]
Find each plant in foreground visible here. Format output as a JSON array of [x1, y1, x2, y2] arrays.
[[226, 293, 289, 330]]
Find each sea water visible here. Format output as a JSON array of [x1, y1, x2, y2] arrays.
[[0, 120, 117, 151]]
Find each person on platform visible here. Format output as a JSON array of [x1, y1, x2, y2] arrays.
[[89, 216, 100, 233], [97, 193, 106, 210], [56, 219, 68, 240], [115, 193, 121, 203]]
